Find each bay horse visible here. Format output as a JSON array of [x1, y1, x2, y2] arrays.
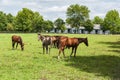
[[48, 35, 66, 48], [38, 33, 52, 54], [54, 36, 68, 48], [12, 35, 24, 51], [58, 37, 88, 59]]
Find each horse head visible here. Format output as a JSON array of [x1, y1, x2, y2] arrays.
[[84, 37, 88, 46], [37, 33, 44, 41], [21, 43, 24, 51], [78, 37, 88, 46]]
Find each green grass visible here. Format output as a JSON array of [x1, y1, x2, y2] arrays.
[[0, 33, 120, 80]]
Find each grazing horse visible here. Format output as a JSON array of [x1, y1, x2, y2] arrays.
[[58, 37, 88, 59], [12, 35, 24, 51], [38, 33, 52, 54]]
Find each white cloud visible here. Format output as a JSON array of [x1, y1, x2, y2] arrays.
[[0, 0, 120, 20], [0, 0, 22, 6], [41, 0, 62, 1], [41, 5, 68, 13]]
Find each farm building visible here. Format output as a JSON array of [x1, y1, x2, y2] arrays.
[[51, 24, 110, 34]]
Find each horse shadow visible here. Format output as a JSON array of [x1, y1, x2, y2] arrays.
[[64, 55, 120, 79], [98, 41, 120, 53]]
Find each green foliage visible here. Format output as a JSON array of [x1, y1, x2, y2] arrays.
[[31, 12, 44, 32], [42, 20, 54, 32], [60, 25, 66, 33], [84, 19, 94, 33], [6, 13, 14, 23], [6, 23, 14, 31], [15, 8, 35, 32], [0, 11, 7, 31], [66, 4, 90, 30], [93, 16, 103, 25], [102, 9, 120, 33], [115, 19, 120, 34], [54, 18, 66, 32]]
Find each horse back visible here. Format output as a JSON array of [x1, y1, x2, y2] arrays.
[[67, 38, 79, 46], [58, 36, 68, 48], [42, 36, 52, 45], [12, 35, 22, 43]]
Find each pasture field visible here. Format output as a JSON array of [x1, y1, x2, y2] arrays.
[[0, 33, 120, 80]]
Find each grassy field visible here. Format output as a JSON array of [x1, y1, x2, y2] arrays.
[[0, 33, 120, 80]]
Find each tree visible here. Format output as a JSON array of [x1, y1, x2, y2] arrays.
[[31, 12, 44, 32], [7, 13, 14, 23], [42, 20, 54, 32], [114, 18, 120, 34], [84, 19, 94, 33], [66, 4, 90, 33], [54, 18, 66, 33], [93, 16, 103, 25], [6, 23, 14, 31], [15, 8, 34, 32], [102, 9, 120, 33], [0, 11, 7, 31], [6, 13, 15, 32]]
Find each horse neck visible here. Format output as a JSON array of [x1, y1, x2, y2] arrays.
[[40, 35, 45, 41], [78, 38, 85, 43], [19, 38, 23, 46]]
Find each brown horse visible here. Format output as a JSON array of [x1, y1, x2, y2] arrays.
[[58, 37, 88, 59], [12, 35, 24, 51], [54, 36, 68, 48]]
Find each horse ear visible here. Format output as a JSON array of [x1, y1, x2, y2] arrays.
[[37, 33, 41, 35]]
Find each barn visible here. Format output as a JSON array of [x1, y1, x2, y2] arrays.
[[51, 24, 110, 34]]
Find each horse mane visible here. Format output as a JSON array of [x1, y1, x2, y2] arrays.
[[78, 37, 86, 42]]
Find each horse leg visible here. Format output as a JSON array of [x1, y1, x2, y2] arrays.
[[49, 46, 50, 55], [54, 42, 56, 48], [16, 42, 18, 49], [74, 47, 78, 57], [63, 49, 65, 58], [12, 41, 15, 49], [49, 44, 52, 54], [58, 48, 62, 59], [43, 46, 45, 54], [70, 47, 74, 57], [46, 45, 48, 54]]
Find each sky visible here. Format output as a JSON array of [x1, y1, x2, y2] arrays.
[[0, 0, 120, 21]]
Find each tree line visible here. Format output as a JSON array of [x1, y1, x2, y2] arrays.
[[0, 4, 120, 34]]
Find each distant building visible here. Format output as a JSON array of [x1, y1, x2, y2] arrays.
[[51, 24, 110, 34]]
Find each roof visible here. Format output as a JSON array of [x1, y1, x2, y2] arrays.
[[65, 24, 101, 30], [93, 24, 101, 29]]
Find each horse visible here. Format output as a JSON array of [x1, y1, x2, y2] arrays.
[[38, 33, 52, 54], [54, 36, 68, 48], [49, 35, 58, 48], [47, 35, 66, 48], [38, 34, 62, 48], [58, 37, 88, 59], [12, 35, 24, 51]]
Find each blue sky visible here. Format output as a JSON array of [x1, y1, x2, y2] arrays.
[[0, 0, 120, 21]]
